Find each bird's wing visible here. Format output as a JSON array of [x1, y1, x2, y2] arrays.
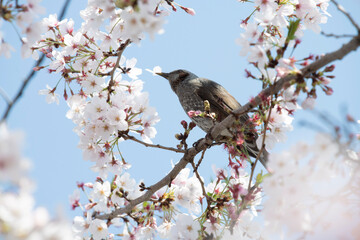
[[195, 79, 249, 122], [196, 79, 267, 167]]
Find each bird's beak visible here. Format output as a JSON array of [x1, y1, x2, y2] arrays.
[[155, 72, 170, 79]]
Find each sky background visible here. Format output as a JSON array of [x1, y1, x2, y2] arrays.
[[0, 0, 359, 220]]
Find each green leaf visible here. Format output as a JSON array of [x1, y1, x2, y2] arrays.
[[286, 19, 301, 43]]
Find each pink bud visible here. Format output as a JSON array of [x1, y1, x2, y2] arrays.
[[181, 6, 196, 15], [33, 66, 43, 71], [84, 182, 93, 188], [189, 121, 196, 130], [180, 120, 188, 129], [319, 77, 331, 85], [324, 86, 334, 95], [77, 182, 85, 190], [300, 60, 309, 66], [63, 89, 68, 100], [187, 110, 195, 118], [324, 64, 335, 72], [85, 203, 96, 210], [346, 114, 355, 122]]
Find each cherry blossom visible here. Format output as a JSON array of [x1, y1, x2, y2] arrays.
[[38, 85, 60, 105], [263, 133, 360, 239], [0, 124, 73, 239]]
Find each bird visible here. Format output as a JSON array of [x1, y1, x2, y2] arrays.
[[156, 69, 268, 168]]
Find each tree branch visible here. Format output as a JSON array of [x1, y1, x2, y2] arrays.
[[320, 31, 355, 39], [95, 32, 360, 221], [96, 144, 206, 220], [108, 40, 131, 88], [209, 34, 360, 141], [1, 0, 73, 122], [190, 149, 211, 205]]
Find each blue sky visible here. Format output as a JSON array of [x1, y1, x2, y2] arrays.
[[0, 0, 359, 219]]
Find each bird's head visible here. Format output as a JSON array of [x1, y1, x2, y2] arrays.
[[156, 69, 198, 92]]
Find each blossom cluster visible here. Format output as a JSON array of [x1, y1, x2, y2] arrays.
[[71, 162, 265, 239], [236, 0, 335, 154], [0, 124, 73, 239], [0, 0, 45, 58], [238, 0, 330, 71], [263, 132, 360, 239], [33, 0, 167, 174], [22, 0, 356, 239], [30, 0, 216, 239], [256, 85, 299, 151]]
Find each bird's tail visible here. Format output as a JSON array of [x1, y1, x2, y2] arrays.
[[259, 149, 269, 169]]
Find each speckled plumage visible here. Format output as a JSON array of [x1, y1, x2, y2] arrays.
[[157, 69, 268, 167]]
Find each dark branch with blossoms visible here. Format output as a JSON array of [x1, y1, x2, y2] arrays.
[[1, 0, 360, 239]]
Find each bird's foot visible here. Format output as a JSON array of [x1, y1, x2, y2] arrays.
[[192, 138, 204, 151]]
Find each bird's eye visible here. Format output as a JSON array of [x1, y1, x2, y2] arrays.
[[178, 71, 189, 80]]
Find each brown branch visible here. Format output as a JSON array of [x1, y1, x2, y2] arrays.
[[96, 143, 207, 220], [190, 149, 210, 205], [95, 32, 360, 221], [107, 39, 131, 91], [194, 147, 207, 172], [1, 0, 73, 122], [331, 0, 360, 32], [320, 31, 355, 39], [209, 34, 360, 141], [122, 134, 186, 153]]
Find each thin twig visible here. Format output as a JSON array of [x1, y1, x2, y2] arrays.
[[122, 134, 186, 153], [194, 148, 206, 172], [331, 0, 360, 32], [190, 149, 212, 207], [321, 31, 355, 39], [107, 40, 131, 94], [1, 0, 73, 122], [247, 103, 273, 190]]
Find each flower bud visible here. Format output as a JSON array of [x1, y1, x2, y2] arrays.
[[180, 6, 196, 15], [189, 121, 196, 130], [319, 77, 331, 85], [324, 64, 335, 72], [84, 182, 93, 188], [324, 86, 334, 95], [33, 66, 45, 71], [187, 110, 195, 118], [63, 89, 68, 100], [346, 114, 355, 122], [175, 133, 183, 140], [180, 120, 188, 129]]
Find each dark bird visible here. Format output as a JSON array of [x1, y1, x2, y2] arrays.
[[156, 69, 268, 168]]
